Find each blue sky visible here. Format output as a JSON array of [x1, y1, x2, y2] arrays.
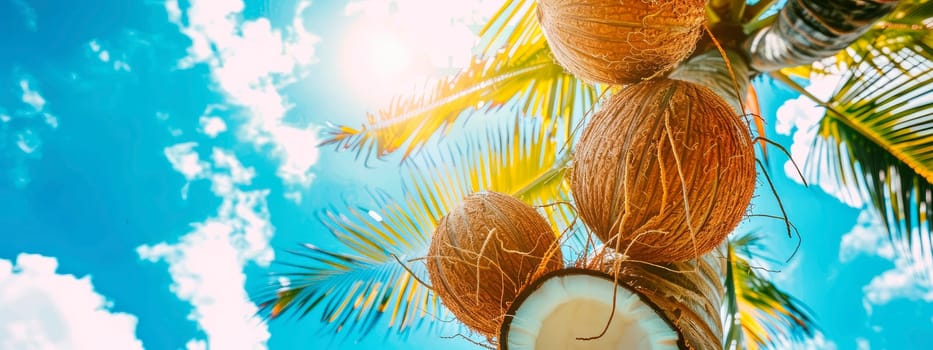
[[0, 1, 931, 349]]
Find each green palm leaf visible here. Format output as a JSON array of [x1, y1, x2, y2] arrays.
[[806, 42, 933, 274], [320, 0, 598, 162], [724, 234, 817, 350]]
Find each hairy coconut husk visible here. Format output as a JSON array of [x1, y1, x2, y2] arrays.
[[590, 247, 727, 350], [426, 191, 564, 337], [571, 78, 756, 262], [536, 0, 706, 84]]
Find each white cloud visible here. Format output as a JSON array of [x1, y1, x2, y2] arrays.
[[283, 191, 302, 204], [775, 74, 864, 208], [11, 0, 37, 31], [166, 0, 320, 189], [776, 332, 837, 350], [199, 116, 227, 138], [16, 129, 41, 154], [185, 339, 207, 350], [839, 211, 895, 262], [863, 257, 933, 305], [139, 143, 273, 349], [856, 337, 870, 350], [114, 61, 132, 72], [0, 254, 144, 350], [164, 142, 210, 181], [196, 105, 230, 139], [18, 78, 58, 128], [43, 113, 58, 128], [20, 79, 46, 112], [839, 210, 933, 307], [3, 75, 57, 189], [87, 39, 133, 72]]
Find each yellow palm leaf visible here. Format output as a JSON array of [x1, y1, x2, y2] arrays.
[[321, 0, 599, 162]]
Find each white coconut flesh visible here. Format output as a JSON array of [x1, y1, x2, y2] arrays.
[[501, 271, 679, 350]]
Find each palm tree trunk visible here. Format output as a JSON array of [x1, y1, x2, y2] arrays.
[[744, 0, 899, 72]]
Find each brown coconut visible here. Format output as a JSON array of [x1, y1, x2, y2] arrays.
[[426, 191, 563, 337], [571, 78, 755, 262], [593, 248, 727, 350], [536, 0, 706, 85]]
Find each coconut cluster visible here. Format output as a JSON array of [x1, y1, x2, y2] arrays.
[[571, 78, 756, 262], [537, 0, 706, 84], [424, 1, 758, 348], [425, 191, 563, 337]]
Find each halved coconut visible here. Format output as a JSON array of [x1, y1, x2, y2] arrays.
[[593, 247, 726, 350], [499, 268, 682, 350]]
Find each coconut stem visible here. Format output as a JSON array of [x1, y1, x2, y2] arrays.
[[703, 24, 747, 117], [440, 334, 495, 350], [391, 253, 434, 290], [751, 136, 808, 187], [755, 158, 803, 263], [576, 258, 621, 342]]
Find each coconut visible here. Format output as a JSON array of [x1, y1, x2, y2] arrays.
[[499, 268, 680, 350], [499, 250, 724, 350], [426, 191, 563, 337], [536, 0, 706, 85], [571, 78, 755, 262], [597, 248, 726, 349]]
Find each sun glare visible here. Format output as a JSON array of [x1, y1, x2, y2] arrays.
[[366, 33, 411, 79], [340, 24, 422, 106]]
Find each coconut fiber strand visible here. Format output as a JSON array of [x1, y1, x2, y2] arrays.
[[426, 191, 563, 337], [595, 249, 726, 350], [572, 78, 755, 262], [537, 0, 706, 84]]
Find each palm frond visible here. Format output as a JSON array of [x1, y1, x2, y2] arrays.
[[477, 0, 537, 55], [256, 189, 440, 339], [261, 117, 579, 339], [810, 43, 933, 277], [321, 0, 599, 162], [744, 0, 899, 72], [724, 234, 817, 350], [403, 115, 578, 244], [828, 0, 933, 71], [781, 0, 932, 78]]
